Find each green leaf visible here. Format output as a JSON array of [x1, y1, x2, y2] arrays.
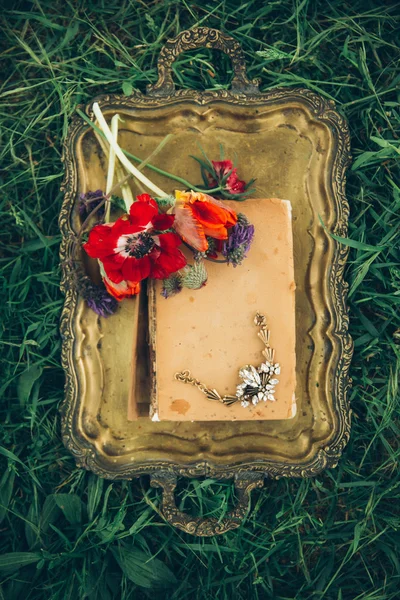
[[0, 469, 15, 524], [17, 364, 43, 406], [54, 494, 82, 525], [96, 505, 126, 543], [349, 251, 381, 298], [40, 495, 61, 533], [9, 257, 21, 286], [351, 147, 393, 170], [256, 48, 291, 60], [101, 484, 114, 517], [122, 81, 133, 96], [87, 475, 104, 521], [329, 234, 384, 252], [190, 155, 214, 175], [114, 60, 129, 68], [370, 135, 400, 154], [22, 235, 61, 252], [318, 215, 385, 252], [110, 195, 127, 212], [25, 501, 40, 549], [112, 547, 177, 589], [63, 22, 80, 46], [0, 552, 42, 573], [0, 446, 24, 466]]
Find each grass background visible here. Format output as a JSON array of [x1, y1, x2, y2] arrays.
[[1, 0, 399, 598]]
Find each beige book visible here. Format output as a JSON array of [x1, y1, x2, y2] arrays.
[[149, 198, 296, 421]]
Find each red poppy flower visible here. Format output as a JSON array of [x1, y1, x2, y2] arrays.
[[211, 159, 234, 179], [83, 194, 187, 299], [225, 170, 246, 194], [173, 190, 237, 252], [209, 160, 246, 195]]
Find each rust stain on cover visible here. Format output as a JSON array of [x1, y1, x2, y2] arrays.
[[170, 399, 190, 415]]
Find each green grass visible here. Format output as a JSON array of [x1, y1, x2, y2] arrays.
[[1, 0, 400, 598]]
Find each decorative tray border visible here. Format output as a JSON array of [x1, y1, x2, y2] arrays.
[[59, 28, 353, 484]]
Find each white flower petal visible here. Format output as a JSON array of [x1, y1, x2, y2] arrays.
[[250, 365, 261, 385], [239, 366, 259, 386], [270, 379, 279, 385], [239, 368, 249, 379], [114, 234, 135, 257], [240, 374, 253, 386]]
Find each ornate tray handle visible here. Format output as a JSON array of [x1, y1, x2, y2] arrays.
[[150, 471, 265, 536], [147, 27, 260, 97]]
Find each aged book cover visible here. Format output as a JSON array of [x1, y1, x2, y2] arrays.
[[149, 198, 297, 421]]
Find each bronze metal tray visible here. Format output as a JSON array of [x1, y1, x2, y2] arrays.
[[60, 28, 353, 536]]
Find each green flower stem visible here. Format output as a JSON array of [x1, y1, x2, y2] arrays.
[[104, 114, 119, 221], [115, 162, 135, 211], [77, 108, 223, 195], [93, 102, 167, 198], [121, 148, 224, 194], [94, 126, 135, 212]]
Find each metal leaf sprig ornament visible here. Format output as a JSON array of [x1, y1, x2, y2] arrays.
[[175, 312, 281, 409]]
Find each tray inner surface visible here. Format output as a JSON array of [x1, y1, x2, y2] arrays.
[[72, 100, 339, 468]]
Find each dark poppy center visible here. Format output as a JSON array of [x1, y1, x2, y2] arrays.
[[125, 232, 155, 258]]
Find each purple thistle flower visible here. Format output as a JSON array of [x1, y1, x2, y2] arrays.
[[161, 273, 183, 298], [77, 274, 118, 317], [86, 292, 118, 318], [79, 189, 105, 219], [223, 213, 255, 267]]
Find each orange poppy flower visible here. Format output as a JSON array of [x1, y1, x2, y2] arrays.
[[99, 261, 141, 301], [102, 273, 141, 301], [173, 190, 238, 252]]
